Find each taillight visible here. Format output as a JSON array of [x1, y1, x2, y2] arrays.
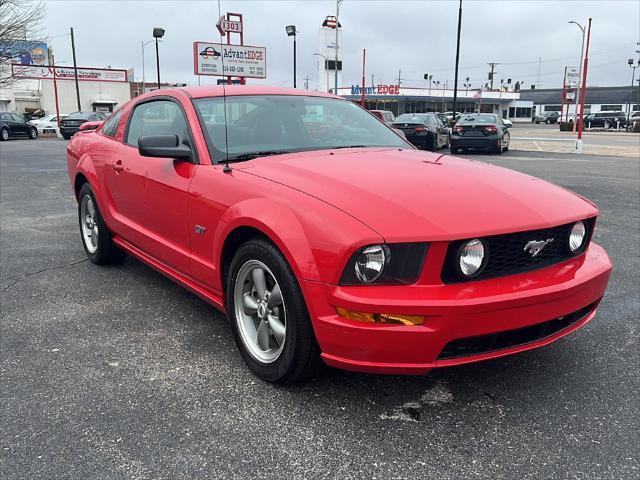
[[414, 126, 427, 132], [484, 125, 498, 133], [452, 126, 463, 133]]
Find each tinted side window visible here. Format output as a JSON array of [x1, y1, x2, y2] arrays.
[[101, 110, 122, 138], [125, 100, 188, 146], [11, 113, 24, 122]]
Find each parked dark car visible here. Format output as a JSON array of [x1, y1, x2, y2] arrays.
[[391, 113, 449, 151], [583, 111, 627, 129], [450, 113, 510, 154], [60, 111, 106, 139], [369, 109, 395, 125], [0, 112, 38, 141], [532, 112, 560, 124]]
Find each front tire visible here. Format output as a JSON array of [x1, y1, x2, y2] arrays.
[[604, 120, 612, 129], [78, 183, 126, 265], [226, 239, 322, 384], [29, 127, 38, 139], [62, 133, 71, 140]]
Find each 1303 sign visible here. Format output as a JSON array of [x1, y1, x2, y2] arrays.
[[193, 42, 266, 78]]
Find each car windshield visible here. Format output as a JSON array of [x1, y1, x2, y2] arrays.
[[193, 95, 408, 162], [457, 114, 498, 125]]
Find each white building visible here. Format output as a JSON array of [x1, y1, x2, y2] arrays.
[[316, 16, 342, 93], [0, 64, 132, 116]]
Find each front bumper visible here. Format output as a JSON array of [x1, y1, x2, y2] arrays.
[[60, 126, 81, 137], [302, 242, 611, 375]]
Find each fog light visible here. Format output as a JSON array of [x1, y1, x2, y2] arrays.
[[459, 239, 486, 276], [569, 221, 587, 253], [336, 307, 424, 326]]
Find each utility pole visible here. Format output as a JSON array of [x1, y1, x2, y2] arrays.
[[487, 62, 499, 90], [576, 18, 592, 153], [537, 57, 542, 89], [452, 0, 463, 125], [303, 75, 310, 89], [371, 74, 374, 87], [397, 69, 402, 86], [70, 27, 81, 111]]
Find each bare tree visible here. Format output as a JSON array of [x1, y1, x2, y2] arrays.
[[0, 0, 45, 88]]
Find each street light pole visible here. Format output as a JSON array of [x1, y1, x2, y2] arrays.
[[334, 0, 343, 94], [452, 0, 463, 125], [569, 20, 585, 132], [576, 17, 592, 153], [626, 59, 638, 128], [152, 27, 165, 90], [314, 53, 329, 92], [141, 40, 155, 94], [286, 25, 297, 88]]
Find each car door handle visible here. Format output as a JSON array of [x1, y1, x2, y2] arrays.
[[111, 160, 124, 173]]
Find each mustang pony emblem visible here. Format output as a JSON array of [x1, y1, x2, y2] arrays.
[[524, 238, 554, 257]]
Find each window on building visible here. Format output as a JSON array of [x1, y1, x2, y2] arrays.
[[600, 105, 623, 111], [101, 110, 122, 138], [125, 100, 188, 146]]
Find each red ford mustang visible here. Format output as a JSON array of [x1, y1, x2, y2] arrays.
[[66, 86, 612, 383]]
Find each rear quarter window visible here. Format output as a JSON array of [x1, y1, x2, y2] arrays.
[[101, 110, 122, 138]]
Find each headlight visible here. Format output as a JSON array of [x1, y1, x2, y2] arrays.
[[569, 221, 587, 253], [458, 239, 486, 276], [340, 243, 428, 285], [355, 245, 386, 283]]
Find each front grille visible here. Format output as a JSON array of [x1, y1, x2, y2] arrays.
[[441, 218, 595, 283], [437, 301, 598, 360]]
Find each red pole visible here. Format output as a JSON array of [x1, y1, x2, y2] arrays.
[[577, 18, 592, 143], [51, 55, 61, 129], [561, 66, 567, 123], [361, 49, 366, 108]]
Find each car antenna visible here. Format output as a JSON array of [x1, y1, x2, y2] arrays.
[[218, 0, 232, 174]]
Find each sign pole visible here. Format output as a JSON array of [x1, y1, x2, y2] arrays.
[[576, 18, 592, 153], [51, 57, 61, 131], [361, 49, 366, 107], [561, 66, 567, 123]]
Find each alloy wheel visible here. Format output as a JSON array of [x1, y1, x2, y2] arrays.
[[234, 259, 286, 364], [80, 194, 99, 253], [1, 129, 8, 141]]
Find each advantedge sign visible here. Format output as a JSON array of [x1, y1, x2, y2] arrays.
[[11, 64, 128, 82], [351, 84, 401, 95], [193, 42, 266, 78]]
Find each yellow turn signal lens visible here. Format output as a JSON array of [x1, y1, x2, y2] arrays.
[[336, 307, 424, 326]]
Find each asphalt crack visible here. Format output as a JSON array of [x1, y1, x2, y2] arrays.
[[1, 258, 88, 293]]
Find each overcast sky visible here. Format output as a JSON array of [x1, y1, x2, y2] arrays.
[[42, 0, 640, 90]]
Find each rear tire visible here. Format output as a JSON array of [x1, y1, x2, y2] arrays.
[[604, 120, 612, 129], [0, 128, 8, 141], [226, 239, 322, 384], [77, 183, 126, 265]]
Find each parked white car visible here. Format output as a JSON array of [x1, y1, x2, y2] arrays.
[[29, 114, 67, 134], [502, 118, 513, 128]]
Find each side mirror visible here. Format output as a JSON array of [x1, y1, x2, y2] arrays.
[[138, 134, 193, 161], [79, 121, 102, 131]]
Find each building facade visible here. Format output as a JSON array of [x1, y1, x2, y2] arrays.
[[340, 85, 533, 121]]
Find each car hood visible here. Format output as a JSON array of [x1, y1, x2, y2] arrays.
[[236, 148, 598, 242]]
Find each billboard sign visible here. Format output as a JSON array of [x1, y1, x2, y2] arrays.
[[0, 40, 49, 65], [566, 67, 580, 88], [11, 64, 128, 82], [350, 84, 400, 95], [216, 16, 242, 35], [193, 42, 266, 78]]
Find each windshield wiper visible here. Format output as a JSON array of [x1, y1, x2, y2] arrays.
[[225, 150, 292, 162], [329, 145, 369, 149]]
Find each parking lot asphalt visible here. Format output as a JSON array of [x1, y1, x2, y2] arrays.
[[1, 138, 639, 479]]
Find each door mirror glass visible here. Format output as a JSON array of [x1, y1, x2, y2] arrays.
[[138, 134, 193, 161]]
